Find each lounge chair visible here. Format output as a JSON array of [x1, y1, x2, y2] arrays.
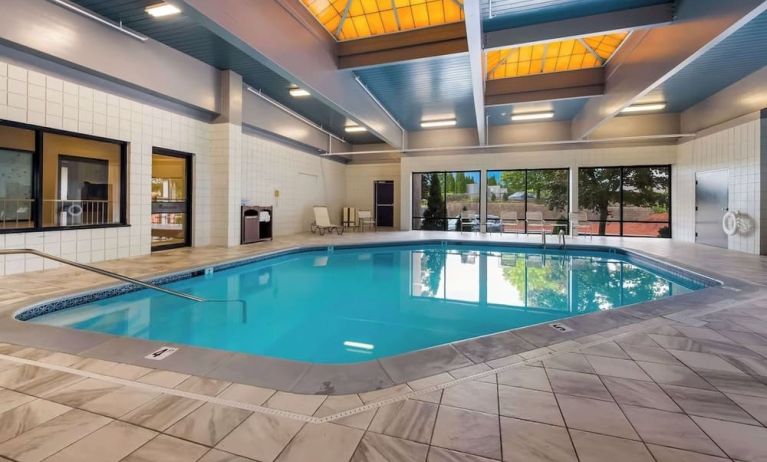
[[570, 212, 593, 239], [526, 211, 547, 245], [311, 206, 344, 235], [358, 210, 376, 231], [500, 211, 522, 234]]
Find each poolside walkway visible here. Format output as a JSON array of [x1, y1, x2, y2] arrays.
[[0, 232, 765, 461]]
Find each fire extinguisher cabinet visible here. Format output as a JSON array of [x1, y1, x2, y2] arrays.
[[241, 206, 273, 244]]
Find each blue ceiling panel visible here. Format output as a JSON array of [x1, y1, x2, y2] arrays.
[[354, 54, 476, 131], [481, 0, 672, 32], [69, 0, 381, 143], [652, 9, 767, 112], [486, 98, 589, 125]]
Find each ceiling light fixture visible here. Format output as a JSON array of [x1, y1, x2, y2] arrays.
[[345, 125, 367, 133], [145, 2, 181, 17], [621, 103, 666, 113], [421, 118, 457, 128], [48, 0, 148, 41], [510, 111, 555, 122], [289, 87, 311, 97]]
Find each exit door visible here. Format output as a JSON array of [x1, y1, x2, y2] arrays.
[[695, 169, 728, 249], [374, 180, 394, 227]]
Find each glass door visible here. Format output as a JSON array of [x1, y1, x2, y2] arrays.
[[151, 150, 191, 250]]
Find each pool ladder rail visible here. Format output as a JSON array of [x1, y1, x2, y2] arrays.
[[0, 249, 249, 320]]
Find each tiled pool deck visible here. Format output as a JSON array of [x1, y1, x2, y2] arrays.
[[0, 231, 766, 461]]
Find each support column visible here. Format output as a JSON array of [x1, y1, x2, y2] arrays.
[[210, 70, 243, 247]]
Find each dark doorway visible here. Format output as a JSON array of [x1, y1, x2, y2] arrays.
[[375, 180, 394, 227], [151, 148, 192, 251]]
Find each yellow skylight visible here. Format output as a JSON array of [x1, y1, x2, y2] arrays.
[[301, 0, 464, 41], [486, 32, 628, 80]]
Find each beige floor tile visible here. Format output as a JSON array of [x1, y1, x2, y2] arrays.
[[409, 373, 454, 391], [122, 394, 204, 431], [570, 429, 653, 462], [37, 352, 81, 367], [198, 449, 255, 462], [602, 376, 680, 412], [546, 368, 612, 400], [359, 384, 413, 404], [496, 365, 551, 392], [431, 406, 501, 460], [0, 399, 70, 444], [72, 358, 151, 380], [637, 362, 714, 389], [39, 377, 121, 408], [668, 350, 746, 375], [579, 341, 630, 359], [166, 402, 252, 446], [662, 384, 759, 424], [44, 420, 156, 462], [427, 447, 499, 462], [276, 422, 363, 462], [620, 344, 684, 365], [542, 353, 594, 373], [79, 387, 160, 418], [693, 415, 767, 461], [265, 391, 326, 415], [176, 376, 231, 396], [498, 385, 563, 426], [449, 363, 493, 379], [0, 409, 111, 462], [586, 355, 652, 381], [556, 394, 638, 440], [413, 389, 443, 404], [500, 417, 576, 462], [0, 388, 35, 414], [137, 370, 190, 388], [369, 399, 439, 444], [621, 405, 725, 457], [441, 381, 498, 415], [216, 412, 304, 462], [314, 394, 376, 430], [647, 444, 731, 462], [122, 434, 208, 462], [217, 383, 275, 406], [350, 432, 428, 462], [727, 392, 767, 426]]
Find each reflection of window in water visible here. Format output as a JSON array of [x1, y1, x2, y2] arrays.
[[411, 250, 479, 302]]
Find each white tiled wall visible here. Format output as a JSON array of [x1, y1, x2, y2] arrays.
[[240, 133, 347, 236], [674, 117, 761, 254], [0, 58, 212, 275], [346, 163, 401, 229]]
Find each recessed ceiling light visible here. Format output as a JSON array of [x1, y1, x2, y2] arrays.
[[621, 103, 666, 113], [421, 118, 457, 128], [345, 125, 367, 133], [510, 111, 555, 122], [145, 2, 181, 17], [289, 87, 310, 97]]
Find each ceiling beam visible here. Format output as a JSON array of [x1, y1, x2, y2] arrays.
[[485, 3, 674, 50], [464, 0, 486, 145], [486, 68, 604, 105], [173, 0, 404, 148], [572, 0, 767, 140], [337, 23, 467, 69]]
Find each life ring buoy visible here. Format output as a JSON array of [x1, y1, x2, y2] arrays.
[[722, 211, 738, 236], [67, 203, 83, 217]]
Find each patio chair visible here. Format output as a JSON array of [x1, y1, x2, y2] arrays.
[[570, 212, 593, 239], [500, 211, 522, 235], [358, 209, 376, 232], [459, 211, 476, 234], [525, 211, 547, 245], [342, 207, 358, 231], [311, 206, 344, 235]]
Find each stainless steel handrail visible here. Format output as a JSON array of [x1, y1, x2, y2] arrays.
[[0, 248, 205, 302]]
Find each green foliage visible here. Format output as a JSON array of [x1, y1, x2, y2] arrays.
[[422, 173, 446, 230], [487, 175, 498, 186]]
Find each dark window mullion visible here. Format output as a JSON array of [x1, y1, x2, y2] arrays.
[[34, 129, 43, 229]]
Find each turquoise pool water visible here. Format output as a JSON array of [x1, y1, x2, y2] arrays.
[[28, 244, 707, 363]]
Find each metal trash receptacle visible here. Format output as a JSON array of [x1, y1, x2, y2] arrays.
[[242, 208, 260, 244]]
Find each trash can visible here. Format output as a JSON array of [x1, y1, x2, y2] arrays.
[[241, 206, 273, 244]]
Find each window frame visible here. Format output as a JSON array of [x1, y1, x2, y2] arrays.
[[485, 167, 570, 233], [577, 164, 672, 238], [0, 119, 128, 234], [411, 170, 482, 232]]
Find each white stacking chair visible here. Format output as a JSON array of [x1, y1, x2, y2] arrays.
[[570, 212, 593, 239], [358, 210, 376, 232], [500, 211, 522, 235]]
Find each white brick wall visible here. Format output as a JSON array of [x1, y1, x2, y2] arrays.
[[674, 118, 761, 254], [240, 133, 347, 236]]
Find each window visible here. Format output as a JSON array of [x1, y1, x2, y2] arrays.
[[0, 125, 35, 230], [486, 168, 569, 232], [578, 166, 671, 238], [0, 121, 126, 232], [412, 171, 480, 231]]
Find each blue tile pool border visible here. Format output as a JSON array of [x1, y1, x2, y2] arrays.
[[14, 239, 721, 322]]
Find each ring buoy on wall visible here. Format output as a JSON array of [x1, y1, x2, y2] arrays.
[[722, 211, 738, 236], [67, 203, 83, 217]]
